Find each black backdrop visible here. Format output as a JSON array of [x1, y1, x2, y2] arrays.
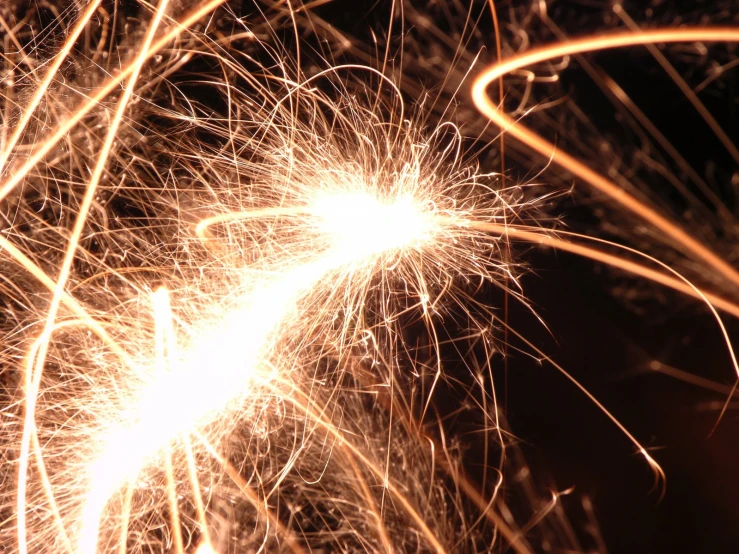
[[309, 1, 739, 552]]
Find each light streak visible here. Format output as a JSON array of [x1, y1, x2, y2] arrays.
[[471, 27, 739, 287], [1, 2, 737, 553], [17, 0, 174, 550], [76, 190, 442, 553]]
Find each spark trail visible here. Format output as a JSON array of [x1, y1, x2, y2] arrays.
[[76, 190, 442, 554], [4, 2, 737, 553]]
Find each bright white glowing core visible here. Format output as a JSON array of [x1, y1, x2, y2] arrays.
[[76, 188, 442, 553], [311, 191, 436, 259]]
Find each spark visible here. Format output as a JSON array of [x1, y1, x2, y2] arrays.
[[3, 2, 737, 554], [75, 188, 452, 553], [310, 190, 438, 257], [471, 27, 739, 287]]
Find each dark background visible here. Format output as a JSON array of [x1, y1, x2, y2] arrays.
[[309, 1, 739, 552], [511, 250, 739, 553]]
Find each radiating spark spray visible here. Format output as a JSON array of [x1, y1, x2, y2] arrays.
[[5, 2, 737, 553], [2, 14, 531, 541], [76, 190, 443, 553]]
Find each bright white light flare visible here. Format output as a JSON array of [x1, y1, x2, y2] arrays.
[[77, 189, 443, 553], [311, 191, 437, 258]]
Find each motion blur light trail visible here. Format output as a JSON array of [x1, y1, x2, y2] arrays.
[[2, 9, 538, 543], [472, 27, 739, 290], [77, 189, 442, 554], [2, 1, 739, 553]]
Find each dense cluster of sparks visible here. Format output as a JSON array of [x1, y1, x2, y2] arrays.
[[1, 1, 738, 553], [0, 3, 531, 552]]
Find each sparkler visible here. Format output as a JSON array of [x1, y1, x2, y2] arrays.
[[1, 3, 535, 551], [1, 1, 738, 553]]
